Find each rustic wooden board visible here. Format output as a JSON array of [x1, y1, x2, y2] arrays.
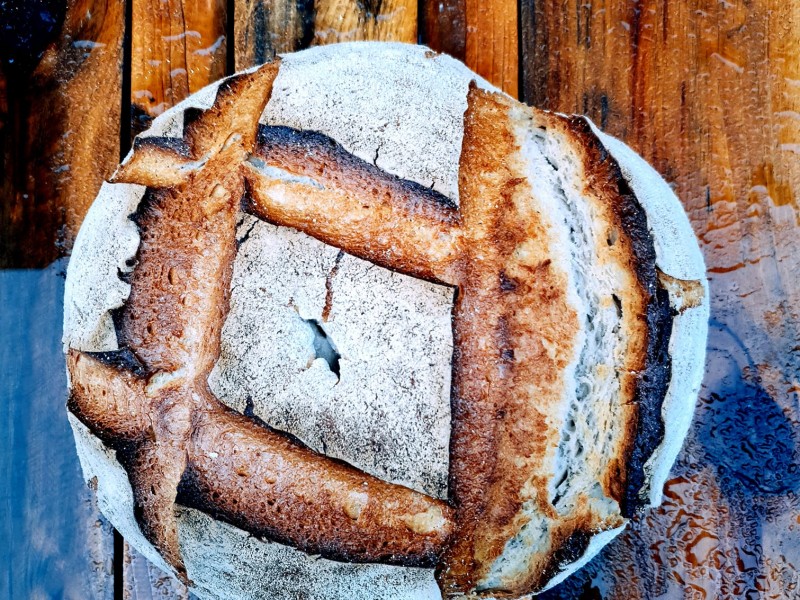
[[234, 0, 416, 70], [312, 0, 417, 44], [130, 0, 228, 138], [124, 544, 190, 600], [420, 0, 466, 62], [0, 262, 116, 599], [233, 0, 315, 68], [235, 0, 518, 95], [0, 0, 126, 267], [421, 0, 518, 97], [522, 1, 800, 598], [0, 1, 121, 598]]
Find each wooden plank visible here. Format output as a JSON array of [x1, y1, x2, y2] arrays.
[[463, 0, 518, 97], [130, 0, 228, 137], [233, 0, 315, 69], [234, 0, 416, 71], [237, 0, 517, 96], [124, 544, 190, 600], [313, 0, 416, 44], [420, 0, 466, 63], [0, 1, 122, 598], [523, 1, 800, 597], [0, 262, 115, 599], [0, 0, 126, 267], [421, 0, 518, 98]]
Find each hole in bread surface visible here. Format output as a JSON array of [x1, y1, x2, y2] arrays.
[[305, 318, 341, 379]]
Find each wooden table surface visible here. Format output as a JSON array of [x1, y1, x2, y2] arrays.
[[1, 1, 798, 598]]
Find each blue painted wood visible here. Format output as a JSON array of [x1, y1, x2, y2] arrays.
[[0, 261, 114, 599]]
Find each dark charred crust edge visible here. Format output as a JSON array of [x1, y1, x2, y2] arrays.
[[538, 529, 592, 590], [254, 124, 461, 214], [111, 188, 167, 367], [181, 107, 204, 138], [565, 116, 674, 516], [132, 135, 192, 158], [85, 348, 149, 377]]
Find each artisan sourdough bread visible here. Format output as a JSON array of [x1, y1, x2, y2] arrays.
[[63, 42, 708, 599]]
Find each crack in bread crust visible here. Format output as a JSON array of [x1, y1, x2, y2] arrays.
[[68, 62, 679, 598]]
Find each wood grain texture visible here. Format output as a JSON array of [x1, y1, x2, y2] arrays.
[[0, 0, 125, 268], [421, 0, 518, 97], [234, 0, 416, 71], [124, 544, 191, 600], [130, 0, 227, 137], [313, 0, 416, 44], [523, 1, 800, 598], [0, 263, 115, 599], [233, 0, 314, 69], [420, 0, 466, 62], [464, 0, 518, 97]]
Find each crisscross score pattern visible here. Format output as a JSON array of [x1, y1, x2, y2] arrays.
[[67, 59, 689, 598]]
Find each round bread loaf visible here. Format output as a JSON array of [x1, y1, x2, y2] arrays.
[[63, 42, 709, 599]]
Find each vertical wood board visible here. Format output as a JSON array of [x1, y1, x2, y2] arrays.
[[130, 0, 228, 137], [0, 0, 126, 267], [421, 0, 518, 97], [0, 262, 115, 599]]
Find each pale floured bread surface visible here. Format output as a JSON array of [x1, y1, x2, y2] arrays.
[[208, 216, 454, 498], [63, 42, 708, 599], [264, 43, 497, 203]]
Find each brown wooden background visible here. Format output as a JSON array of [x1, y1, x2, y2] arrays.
[[1, 0, 798, 598]]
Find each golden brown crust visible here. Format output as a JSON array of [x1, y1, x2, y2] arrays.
[[657, 270, 705, 313], [245, 125, 463, 285], [181, 399, 453, 566], [436, 89, 581, 594], [67, 350, 150, 440]]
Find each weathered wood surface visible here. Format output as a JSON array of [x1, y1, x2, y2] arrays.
[[123, 544, 190, 600], [234, 0, 517, 93], [233, 0, 315, 68], [234, 0, 417, 68], [0, 1, 121, 598], [522, 1, 800, 598], [130, 0, 228, 138], [421, 0, 519, 97], [0, 261, 116, 599], [0, 0, 125, 267]]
